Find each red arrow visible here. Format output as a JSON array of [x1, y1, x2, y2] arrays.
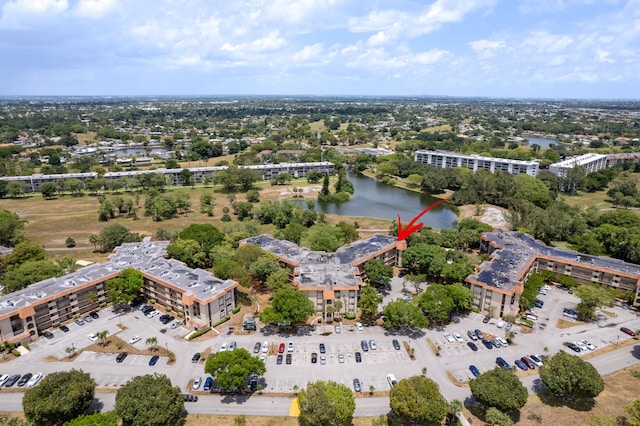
[[397, 198, 450, 241]]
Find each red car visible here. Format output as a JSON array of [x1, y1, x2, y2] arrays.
[[620, 327, 637, 337], [278, 343, 285, 353]]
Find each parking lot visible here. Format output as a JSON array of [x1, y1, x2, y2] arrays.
[[3, 282, 639, 401]]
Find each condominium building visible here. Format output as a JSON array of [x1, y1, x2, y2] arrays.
[[466, 231, 640, 318], [548, 153, 608, 177], [0, 161, 335, 192], [240, 234, 403, 321], [0, 240, 238, 344], [414, 150, 539, 176]]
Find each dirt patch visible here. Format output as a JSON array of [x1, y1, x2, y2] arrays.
[[557, 319, 585, 329], [459, 204, 510, 229], [426, 338, 441, 357]]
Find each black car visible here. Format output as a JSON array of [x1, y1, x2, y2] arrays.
[[353, 378, 362, 392], [116, 352, 128, 363], [311, 352, 318, 364], [149, 355, 160, 366], [566, 342, 581, 352], [481, 340, 493, 350], [60, 325, 70, 332], [496, 357, 510, 369], [89, 312, 100, 319], [17, 373, 32, 387], [183, 394, 198, 402], [276, 354, 283, 365], [360, 340, 369, 352], [392, 339, 401, 350], [248, 374, 258, 392], [286, 353, 292, 365], [467, 342, 478, 351], [42, 331, 54, 339], [319, 343, 326, 354], [191, 353, 201, 363], [483, 316, 491, 324], [253, 342, 262, 353], [355, 351, 362, 363], [142, 306, 155, 315], [475, 329, 484, 340], [4, 374, 20, 387]]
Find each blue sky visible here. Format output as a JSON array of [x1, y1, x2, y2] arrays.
[[0, 0, 638, 98]]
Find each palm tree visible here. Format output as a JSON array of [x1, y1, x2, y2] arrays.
[[96, 330, 108, 347], [65, 344, 76, 359], [146, 337, 158, 352]]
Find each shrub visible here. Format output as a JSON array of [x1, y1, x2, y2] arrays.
[[52, 323, 60, 328], [232, 306, 241, 314], [23, 343, 31, 351], [344, 313, 356, 320], [11, 349, 21, 357], [188, 326, 212, 340], [213, 316, 230, 327]]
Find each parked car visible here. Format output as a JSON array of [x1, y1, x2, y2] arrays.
[[219, 342, 228, 352], [521, 356, 536, 369], [27, 372, 43, 387], [183, 394, 198, 402], [360, 340, 368, 352], [286, 353, 292, 365], [42, 331, 54, 339], [203, 377, 213, 391], [392, 339, 401, 350], [514, 359, 529, 371], [563, 308, 578, 320], [191, 353, 201, 363], [497, 337, 508, 347], [87, 334, 98, 342], [278, 343, 285, 353], [83, 316, 93, 323], [475, 329, 484, 340], [491, 339, 502, 348], [566, 342, 581, 352], [469, 365, 480, 377], [444, 333, 455, 343], [253, 342, 262, 353], [482, 316, 491, 323], [496, 357, 510, 369], [311, 352, 318, 364], [320, 354, 326, 364], [338, 353, 345, 363], [319, 343, 326, 354], [387, 374, 398, 387], [353, 378, 362, 392], [496, 320, 505, 329], [60, 325, 70, 332], [481, 340, 493, 350], [620, 327, 637, 337], [355, 351, 362, 363], [17, 373, 32, 387], [573, 341, 588, 351], [467, 342, 478, 351], [128, 336, 141, 345], [276, 354, 283, 365], [581, 340, 597, 351], [467, 330, 477, 340], [334, 325, 341, 334], [248, 374, 258, 392], [74, 318, 85, 326], [355, 322, 364, 331], [192, 377, 202, 390], [529, 354, 544, 367], [149, 355, 160, 366], [170, 320, 183, 329], [116, 352, 128, 363], [287, 341, 294, 352], [4, 374, 20, 387], [534, 299, 544, 308], [369, 339, 377, 350], [229, 341, 237, 350], [89, 312, 100, 319], [146, 310, 160, 318], [0, 375, 9, 386], [261, 341, 269, 353], [453, 333, 464, 343]]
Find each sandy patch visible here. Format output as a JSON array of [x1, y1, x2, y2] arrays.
[[460, 204, 509, 229]]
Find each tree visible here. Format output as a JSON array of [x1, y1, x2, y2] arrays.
[[2, 240, 47, 267], [248, 255, 280, 282], [106, 268, 144, 305], [625, 400, 640, 426], [64, 412, 119, 426], [539, 351, 604, 399], [363, 259, 393, 286], [115, 374, 185, 426], [298, 380, 355, 426], [204, 348, 266, 391], [98, 223, 141, 252], [382, 300, 428, 330], [166, 239, 207, 269], [234, 244, 265, 269], [358, 285, 382, 323], [259, 288, 315, 326], [23, 369, 96, 425], [575, 284, 615, 321], [2, 260, 63, 293], [389, 376, 448, 424], [246, 189, 260, 203], [469, 367, 528, 413], [416, 284, 455, 324], [40, 182, 57, 199], [178, 223, 225, 253], [96, 330, 109, 347], [65, 236, 76, 248], [300, 223, 344, 252], [0, 209, 26, 247], [146, 337, 158, 351], [265, 267, 293, 292], [7, 181, 28, 198], [485, 407, 513, 426]]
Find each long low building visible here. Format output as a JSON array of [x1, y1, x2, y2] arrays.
[[466, 231, 640, 318], [0, 240, 238, 344], [414, 150, 539, 176], [240, 234, 404, 321], [0, 161, 336, 192]]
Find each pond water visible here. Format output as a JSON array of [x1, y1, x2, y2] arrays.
[[308, 172, 459, 230], [526, 137, 558, 148]]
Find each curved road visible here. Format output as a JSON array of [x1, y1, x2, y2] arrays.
[[0, 344, 637, 416]]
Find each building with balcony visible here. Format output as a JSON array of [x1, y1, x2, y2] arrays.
[[414, 150, 539, 176]]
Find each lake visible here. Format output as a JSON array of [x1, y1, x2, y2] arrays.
[[526, 137, 558, 148], [309, 172, 459, 230]]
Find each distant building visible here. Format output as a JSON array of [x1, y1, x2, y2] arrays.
[[0, 240, 238, 344], [414, 150, 539, 176], [548, 152, 640, 177], [466, 231, 640, 317], [240, 234, 403, 321]]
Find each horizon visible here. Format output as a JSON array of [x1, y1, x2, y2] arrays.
[[1, 1, 639, 99]]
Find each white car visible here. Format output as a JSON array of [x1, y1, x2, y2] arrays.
[[27, 372, 43, 387], [259, 354, 267, 363], [334, 325, 341, 334], [496, 320, 505, 328], [497, 337, 508, 347], [0, 374, 9, 386], [229, 341, 237, 350], [219, 342, 228, 352], [338, 353, 345, 363], [581, 340, 597, 351], [574, 341, 588, 351], [453, 333, 464, 343], [369, 339, 377, 350], [387, 374, 398, 387], [529, 354, 544, 367], [87, 333, 98, 342], [128, 336, 141, 345], [192, 377, 202, 390], [287, 341, 294, 352], [261, 341, 269, 353], [320, 354, 327, 364], [146, 310, 159, 318], [355, 322, 364, 331], [170, 321, 183, 329], [444, 333, 455, 343]]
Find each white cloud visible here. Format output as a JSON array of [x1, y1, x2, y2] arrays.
[[293, 43, 324, 62], [75, 0, 117, 19], [469, 39, 506, 58], [595, 49, 615, 64], [521, 31, 573, 54], [0, 0, 68, 28], [367, 31, 392, 47]]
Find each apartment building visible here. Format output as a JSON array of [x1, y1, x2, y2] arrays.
[[240, 234, 402, 321], [466, 231, 640, 318], [0, 240, 238, 344], [548, 153, 609, 177], [414, 150, 539, 176]]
